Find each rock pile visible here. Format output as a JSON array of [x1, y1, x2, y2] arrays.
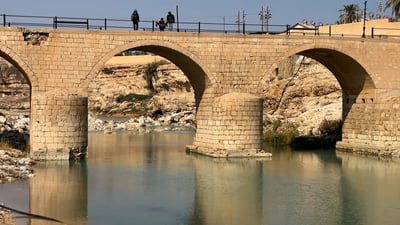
[[0, 210, 17, 225], [89, 109, 196, 133], [0, 114, 30, 150], [0, 148, 34, 184]]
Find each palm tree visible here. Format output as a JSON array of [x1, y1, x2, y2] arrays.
[[338, 4, 361, 24], [384, 0, 400, 18]]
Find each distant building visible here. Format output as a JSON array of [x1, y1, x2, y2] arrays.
[[287, 23, 319, 35]]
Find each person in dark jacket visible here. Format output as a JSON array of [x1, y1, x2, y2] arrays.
[[166, 11, 175, 31], [156, 18, 167, 31], [131, 9, 139, 30]]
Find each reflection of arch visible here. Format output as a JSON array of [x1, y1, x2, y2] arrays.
[[0, 45, 37, 87], [259, 45, 375, 121], [83, 40, 214, 108]]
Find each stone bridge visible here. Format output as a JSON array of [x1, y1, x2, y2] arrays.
[[1, 26, 399, 160]]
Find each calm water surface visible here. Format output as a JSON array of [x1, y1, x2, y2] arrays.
[[1, 131, 400, 225]]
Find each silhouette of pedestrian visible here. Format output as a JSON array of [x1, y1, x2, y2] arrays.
[[156, 18, 167, 31], [131, 9, 139, 30], [166, 11, 175, 31]]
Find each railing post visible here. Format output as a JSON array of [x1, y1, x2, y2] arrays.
[[152, 20, 155, 31], [198, 22, 201, 33], [2, 14, 5, 27], [53, 16, 58, 29], [86, 19, 89, 30], [242, 22, 245, 34], [371, 27, 374, 38], [104, 18, 107, 30], [286, 24, 290, 35], [315, 27, 319, 36], [329, 25, 331, 36]]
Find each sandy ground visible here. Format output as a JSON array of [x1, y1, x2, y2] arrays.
[[105, 55, 167, 65]]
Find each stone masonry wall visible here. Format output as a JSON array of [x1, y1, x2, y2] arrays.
[[189, 92, 270, 158], [30, 94, 88, 160], [337, 96, 400, 158]]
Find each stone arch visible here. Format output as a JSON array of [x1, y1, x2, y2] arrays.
[[261, 44, 376, 94], [259, 44, 376, 121], [0, 45, 37, 88], [82, 39, 215, 109]]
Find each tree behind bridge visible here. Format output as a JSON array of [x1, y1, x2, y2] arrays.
[[384, 0, 400, 19]]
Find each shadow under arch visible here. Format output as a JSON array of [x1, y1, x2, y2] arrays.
[[83, 40, 214, 110]]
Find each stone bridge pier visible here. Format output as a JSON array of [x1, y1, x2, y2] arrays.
[[30, 93, 88, 160], [188, 92, 268, 157]]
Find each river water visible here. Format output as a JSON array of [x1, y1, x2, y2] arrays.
[[1, 130, 400, 225]]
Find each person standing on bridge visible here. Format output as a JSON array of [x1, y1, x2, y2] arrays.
[[156, 18, 167, 31], [166, 11, 175, 31], [131, 9, 140, 30]]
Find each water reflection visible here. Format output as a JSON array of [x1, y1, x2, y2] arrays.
[[87, 131, 196, 225], [190, 157, 264, 225], [338, 153, 400, 225], [29, 161, 87, 225], [261, 147, 344, 225], [2, 132, 400, 225]]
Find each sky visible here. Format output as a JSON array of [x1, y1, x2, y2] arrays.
[[2, 0, 387, 26]]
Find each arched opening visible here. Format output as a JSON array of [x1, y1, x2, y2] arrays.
[[88, 50, 196, 131], [0, 53, 31, 151], [299, 48, 375, 120], [260, 48, 374, 148], [85, 43, 212, 136]]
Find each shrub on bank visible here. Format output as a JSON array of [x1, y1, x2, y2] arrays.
[[264, 120, 299, 145], [319, 119, 342, 136]]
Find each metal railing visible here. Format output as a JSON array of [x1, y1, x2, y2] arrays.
[[0, 13, 289, 34], [2, 13, 400, 38], [371, 27, 400, 38]]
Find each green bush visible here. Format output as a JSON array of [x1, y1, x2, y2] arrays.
[[319, 119, 342, 136], [264, 120, 299, 145], [264, 127, 299, 145], [144, 60, 168, 92]]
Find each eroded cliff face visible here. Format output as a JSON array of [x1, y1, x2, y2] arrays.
[[262, 56, 342, 135], [0, 58, 30, 116], [88, 58, 195, 117]]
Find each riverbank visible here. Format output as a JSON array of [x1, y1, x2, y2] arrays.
[[0, 148, 34, 184], [0, 147, 32, 225]]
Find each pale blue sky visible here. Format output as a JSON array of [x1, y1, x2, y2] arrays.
[[2, 0, 385, 25]]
